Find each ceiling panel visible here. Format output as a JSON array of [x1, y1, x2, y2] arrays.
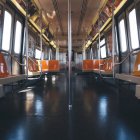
[[34, 0, 107, 51]]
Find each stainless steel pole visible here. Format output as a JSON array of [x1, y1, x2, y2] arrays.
[[25, 2, 29, 79], [98, 17, 101, 72], [112, 1, 115, 78], [68, 0, 72, 110], [40, 10, 43, 75]]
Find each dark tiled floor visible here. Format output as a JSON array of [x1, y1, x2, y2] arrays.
[[0, 74, 140, 140]]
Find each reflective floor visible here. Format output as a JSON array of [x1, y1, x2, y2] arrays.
[[0, 74, 140, 140]]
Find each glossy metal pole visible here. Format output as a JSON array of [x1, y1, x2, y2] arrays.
[[112, 1, 115, 78], [56, 47, 59, 60], [68, 0, 72, 110], [40, 10, 43, 76], [25, 2, 29, 79], [83, 48, 86, 60], [98, 16, 101, 72], [90, 47, 93, 60]]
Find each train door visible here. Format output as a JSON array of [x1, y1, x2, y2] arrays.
[[117, 12, 130, 74], [12, 15, 24, 75], [1, 4, 24, 75], [117, 3, 140, 74], [127, 5, 140, 74], [1, 6, 14, 75]]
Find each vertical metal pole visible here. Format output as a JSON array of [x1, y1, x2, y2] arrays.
[[68, 0, 72, 110], [40, 10, 43, 75], [56, 47, 59, 60], [49, 49, 52, 60], [112, 1, 115, 78], [83, 48, 85, 60], [98, 16, 101, 72], [25, 2, 29, 78], [90, 47, 93, 60]]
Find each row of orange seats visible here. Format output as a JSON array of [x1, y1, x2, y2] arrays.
[[82, 59, 113, 73], [28, 59, 60, 73]]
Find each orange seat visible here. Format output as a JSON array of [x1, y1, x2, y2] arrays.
[[28, 59, 34, 72], [32, 59, 39, 72], [101, 59, 112, 72], [132, 52, 140, 76], [93, 59, 104, 70], [48, 60, 60, 71], [0, 53, 9, 78], [40, 60, 49, 72], [82, 60, 94, 71], [28, 58, 39, 72]]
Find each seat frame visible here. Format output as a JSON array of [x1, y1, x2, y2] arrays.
[[0, 52, 26, 97], [115, 51, 140, 99]]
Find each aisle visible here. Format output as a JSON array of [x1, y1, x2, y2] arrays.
[[0, 75, 68, 140], [0, 74, 140, 140], [72, 75, 140, 140]]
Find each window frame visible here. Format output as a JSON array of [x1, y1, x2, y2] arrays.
[[92, 41, 98, 59], [105, 27, 119, 57]]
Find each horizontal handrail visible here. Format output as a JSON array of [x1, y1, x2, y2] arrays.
[[0, 50, 26, 66], [114, 48, 140, 66]]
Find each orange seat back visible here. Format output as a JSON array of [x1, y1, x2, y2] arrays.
[[40, 60, 49, 71], [101, 59, 112, 71], [133, 52, 140, 76], [107, 59, 113, 71], [48, 60, 60, 71], [101, 59, 108, 70], [0, 53, 9, 78], [83, 60, 93, 71], [32, 59, 39, 72], [93, 59, 104, 70], [28, 59, 34, 72]]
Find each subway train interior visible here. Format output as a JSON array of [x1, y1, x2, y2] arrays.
[[1, 0, 140, 140]]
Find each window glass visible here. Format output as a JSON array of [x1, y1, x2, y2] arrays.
[[35, 49, 41, 59], [115, 27, 119, 54], [119, 19, 127, 52], [100, 39, 105, 46], [107, 32, 112, 56], [129, 9, 139, 49], [2, 11, 12, 51], [101, 46, 107, 58], [23, 28, 26, 55], [14, 21, 22, 54]]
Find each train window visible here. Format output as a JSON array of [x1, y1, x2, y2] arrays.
[[35, 49, 41, 59], [128, 9, 139, 49], [2, 11, 12, 51], [101, 46, 107, 58], [107, 32, 112, 56], [100, 38, 107, 58], [119, 19, 127, 52], [100, 39, 105, 46], [14, 21, 22, 54], [115, 27, 119, 54]]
